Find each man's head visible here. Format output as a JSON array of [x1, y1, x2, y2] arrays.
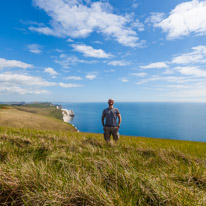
[[108, 98, 114, 106]]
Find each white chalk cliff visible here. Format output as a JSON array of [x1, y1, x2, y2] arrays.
[[61, 109, 75, 122]]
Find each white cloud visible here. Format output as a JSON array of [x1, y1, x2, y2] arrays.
[[93, 41, 103, 44], [163, 69, 174, 75], [55, 49, 63, 53], [131, 19, 144, 31], [86, 74, 96, 80], [67, 38, 74, 42], [108, 60, 130, 66], [154, 0, 206, 39], [104, 69, 115, 72], [29, 26, 56, 36], [166, 85, 192, 89], [0, 73, 55, 95], [120, 78, 129, 82], [59, 82, 83, 88], [175, 66, 206, 77], [55, 54, 80, 68], [140, 62, 168, 69], [72, 44, 111, 58], [136, 75, 198, 85], [31, 0, 141, 47], [20, 20, 45, 27], [171, 45, 206, 64], [66, 76, 82, 80], [0, 86, 48, 94], [44, 67, 59, 76], [146, 12, 165, 25], [27, 44, 42, 54], [130, 72, 147, 77], [132, 3, 139, 9], [0, 73, 56, 86], [0, 58, 33, 69], [54, 54, 96, 68]]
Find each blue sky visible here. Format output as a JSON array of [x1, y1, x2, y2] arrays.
[[1, 0, 206, 102]]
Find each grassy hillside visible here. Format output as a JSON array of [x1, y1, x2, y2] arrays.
[[13, 103, 63, 120], [0, 105, 75, 132], [0, 126, 205, 205]]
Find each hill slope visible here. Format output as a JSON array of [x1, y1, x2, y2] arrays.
[[13, 103, 63, 120], [0, 127, 205, 205], [0, 106, 75, 132]]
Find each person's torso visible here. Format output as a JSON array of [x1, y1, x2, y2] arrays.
[[103, 108, 119, 127]]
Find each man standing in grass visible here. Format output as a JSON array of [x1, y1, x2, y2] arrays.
[[102, 98, 122, 143]]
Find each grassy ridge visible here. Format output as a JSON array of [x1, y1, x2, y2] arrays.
[[0, 104, 75, 132], [13, 103, 63, 120], [0, 127, 205, 205]]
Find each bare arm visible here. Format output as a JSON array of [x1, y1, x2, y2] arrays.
[[117, 113, 121, 127], [102, 115, 105, 127]]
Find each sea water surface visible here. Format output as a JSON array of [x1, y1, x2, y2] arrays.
[[59, 102, 206, 142]]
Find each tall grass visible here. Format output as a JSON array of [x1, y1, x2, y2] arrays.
[[0, 126, 205, 205]]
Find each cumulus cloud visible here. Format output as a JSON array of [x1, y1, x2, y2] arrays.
[[162, 68, 174, 75], [0, 73, 56, 95], [31, 0, 141, 47], [131, 19, 144, 31], [0, 73, 56, 86], [86, 74, 96, 80], [146, 12, 165, 25], [132, 3, 139, 9], [55, 54, 80, 68], [27, 44, 42, 54], [0, 86, 48, 94], [136, 75, 198, 85], [55, 49, 63, 53], [108, 60, 130, 66], [44, 67, 59, 76], [72, 44, 111, 58], [120, 78, 129, 82], [29, 26, 55, 36], [140, 62, 168, 69], [59, 82, 83, 88], [66, 38, 74, 42], [171, 45, 206, 64], [0, 58, 33, 69], [154, 0, 206, 39], [130, 72, 147, 77], [175, 66, 206, 77], [166, 85, 192, 89], [54, 54, 96, 68], [93, 41, 103, 44], [66, 76, 82, 80], [104, 69, 115, 72]]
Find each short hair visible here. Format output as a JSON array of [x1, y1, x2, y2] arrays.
[[108, 98, 114, 102]]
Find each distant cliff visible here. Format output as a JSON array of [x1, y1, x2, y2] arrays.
[[61, 109, 75, 122]]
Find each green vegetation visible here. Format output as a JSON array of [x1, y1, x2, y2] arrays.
[[0, 103, 76, 132], [0, 105, 10, 109], [13, 103, 63, 120], [0, 126, 205, 205], [0, 103, 205, 205]]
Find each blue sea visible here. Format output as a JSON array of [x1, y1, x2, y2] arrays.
[[59, 102, 206, 142]]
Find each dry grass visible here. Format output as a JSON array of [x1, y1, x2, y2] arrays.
[[0, 127, 205, 205], [13, 104, 63, 120], [0, 108, 76, 132]]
